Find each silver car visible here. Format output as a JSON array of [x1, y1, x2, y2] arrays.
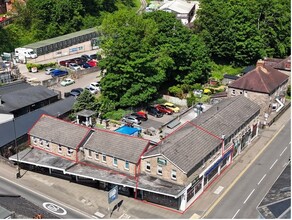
[[122, 115, 141, 125]]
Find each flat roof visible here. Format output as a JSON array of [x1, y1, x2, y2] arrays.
[[23, 28, 98, 49]]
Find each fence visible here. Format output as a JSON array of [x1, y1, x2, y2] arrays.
[[268, 101, 291, 126]]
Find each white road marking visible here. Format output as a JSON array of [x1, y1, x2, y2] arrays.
[[0, 176, 92, 218], [232, 209, 240, 219], [270, 159, 278, 169], [280, 147, 287, 156], [258, 174, 266, 185], [43, 202, 67, 215], [244, 189, 255, 204], [214, 186, 224, 195]]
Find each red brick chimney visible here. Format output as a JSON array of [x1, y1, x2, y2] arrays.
[[256, 59, 265, 68]]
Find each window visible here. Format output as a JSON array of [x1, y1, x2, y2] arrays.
[[146, 161, 151, 171], [232, 90, 236, 95], [88, 150, 92, 158], [58, 145, 62, 153], [171, 170, 177, 180], [67, 148, 73, 156], [39, 140, 44, 147], [239, 91, 243, 94], [44, 141, 50, 150], [95, 153, 99, 160], [113, 157, 118, 166], [102, 154, 106, 162], [125, 161, 129, 170], [32, 137, 38, 144], [157, 166, 162, 175]]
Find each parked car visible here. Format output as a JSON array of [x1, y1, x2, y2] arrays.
[[70, 88, 83, 96], [74, 58, 84, 65], [163, 102, 180, 113], [59, 59, 75, 67], [87, 60, 97, 67], [90, 54, 102, 60], [155, 104, 174, 115], [82, 63, 91, 69], [89, 82, 100, 91], [50, 69, 68, 77], [68, 63, 81, 71], [146, 106, 163, 118], [122, 115, 141, 125], [81, 54, 91, 61], [69, 91, 79, 97], [85, 86, 98, 94], [45, 68, 55, 75], [60, 78, 75, 86], [131, 111, 148, 121]]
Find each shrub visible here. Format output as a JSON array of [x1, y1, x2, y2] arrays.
[[187, 93, 196, 107], [104, 109, 130, 120], [168, 85, 184, 99]]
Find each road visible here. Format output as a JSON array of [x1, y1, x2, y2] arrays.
[[206, 120, 291, 219], [0, 176, 93, 219]]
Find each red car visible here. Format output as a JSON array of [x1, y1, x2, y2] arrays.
[[87, 60, 97, 67], [155, 104, 174, 115], [131, 111, 148, 121]]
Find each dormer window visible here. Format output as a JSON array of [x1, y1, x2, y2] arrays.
[[88, 150, 92, 158], [67, 148, 73, 156]]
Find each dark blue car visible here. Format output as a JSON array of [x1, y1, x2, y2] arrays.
[[50, 69, 68, 77]]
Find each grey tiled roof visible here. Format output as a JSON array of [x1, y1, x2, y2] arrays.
[[0, 80, 31, 95], [143, 122, 222, 174], [191, 96, 260, 138], [144, 96, 260, 174], [29, 115, 90, 149], [0, 85, 58, 113], [83, 130, 149, 163]]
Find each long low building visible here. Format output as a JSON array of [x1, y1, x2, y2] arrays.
[[9, 96, 260, 211]]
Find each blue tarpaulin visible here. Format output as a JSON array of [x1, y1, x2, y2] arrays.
[[115, 126, 141, 136]]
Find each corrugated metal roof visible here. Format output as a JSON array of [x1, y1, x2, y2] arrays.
[[23, 28, 97, 49], [159, 0, 196, 14]]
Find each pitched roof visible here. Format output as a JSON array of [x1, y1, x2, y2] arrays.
[[0, 85, 58, 113], [83, 130, 149, 163], [273, 55, 291, 71], [0, 80, 31, 95], [29, 115, 90, 149], [229, 65, 289, 94], [143, 122, 222, 174], [223, 74, 239, 80], [144, 96, 260, 174]]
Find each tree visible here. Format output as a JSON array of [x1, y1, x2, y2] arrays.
[[73, 89, 98, 112]]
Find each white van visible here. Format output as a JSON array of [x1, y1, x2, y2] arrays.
[[15, 48, 37, 59]]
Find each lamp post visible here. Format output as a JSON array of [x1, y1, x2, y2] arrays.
[[8, 114, 20, 178]]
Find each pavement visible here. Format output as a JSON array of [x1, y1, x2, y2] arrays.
[[0, 107, 290, 219]]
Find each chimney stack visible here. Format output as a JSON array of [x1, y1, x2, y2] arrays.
[[256, 59, 265, 68]]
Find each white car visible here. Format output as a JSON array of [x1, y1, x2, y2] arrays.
[[45, 68, 55, 75], [85, 86, 98, 94], [68, 63, 81, 71], [60, 78, 75, 86], [89, 82, 101, 91]]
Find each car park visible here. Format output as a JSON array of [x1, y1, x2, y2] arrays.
[[122, 115, 141, 125], [82, 63, 91, 69], [89, 82, 100, 91], [87, 60, 97, 67], [163, 102, 180, 113], [60, 78, 75, 86], [131, 111, 148, 121], [146, 106, 163, 118], [50, 69, 68, 77], [85, 86, 98, 94], [69, 63, 81, 71], [155, 104, 174, 115], [81, 54, 91, 61]]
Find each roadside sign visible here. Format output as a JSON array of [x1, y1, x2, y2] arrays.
[[108, 186, 118, 204]]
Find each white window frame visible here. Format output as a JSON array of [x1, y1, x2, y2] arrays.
[[32, 137, 38, 145], [102, 154, 106, 163], [58, 145, 62, 153], [171, 169, 177, 180], [95, 153, 99, 160], [44, 141, 50, 150], [157, 165, 162, 175], [88, 149, 92, 158], [146, 161, 151, 172], [124, 161, 129, 170], [39, 140, 44, 147], [67, 148, 73, 156], [113, 157, 118, 166]]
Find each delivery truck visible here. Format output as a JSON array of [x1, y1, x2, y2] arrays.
[[15, 48, 37, 59]]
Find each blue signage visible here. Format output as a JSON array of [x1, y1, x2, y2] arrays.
[[108, 186, 118, 204]]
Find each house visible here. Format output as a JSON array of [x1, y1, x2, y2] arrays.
[[228, 60, 289, 123], [159, 0, 198, 25], [0, 80, 59, 118], [262, 56, 291, 76], [10, 96, 260, 211]]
